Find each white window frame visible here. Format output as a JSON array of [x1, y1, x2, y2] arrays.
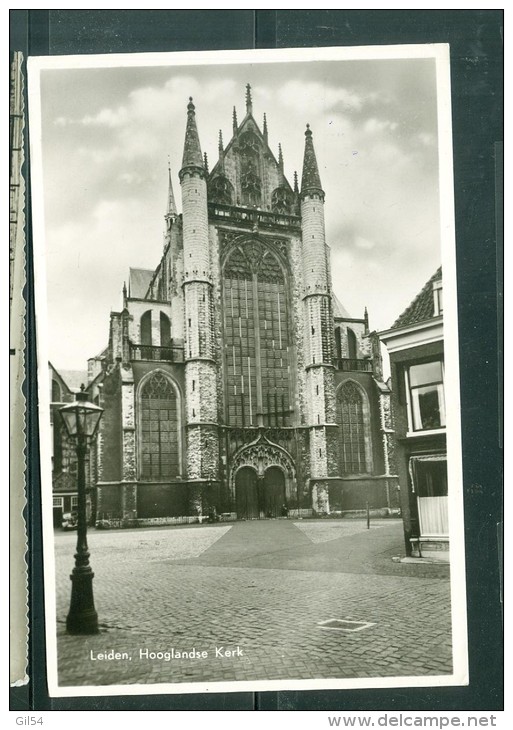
[[71, 496, 79, 508], [53, 497, 64, 508], [404, 360, 446, 437]]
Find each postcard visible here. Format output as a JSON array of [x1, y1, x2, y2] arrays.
[[27, 44, 467, 697]]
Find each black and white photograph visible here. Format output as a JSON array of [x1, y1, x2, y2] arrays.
[[28, 44, 467, 696]]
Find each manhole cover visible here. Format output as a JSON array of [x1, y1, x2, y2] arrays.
[[318, 619, 375, 632]]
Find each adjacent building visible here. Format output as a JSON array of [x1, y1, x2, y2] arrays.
[[380, 267, 448, 561], [49, 363, 95, 526], [62, 86, 398, 525]]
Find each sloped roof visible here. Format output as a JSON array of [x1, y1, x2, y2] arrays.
[[332, 292, 351, 319], [59, 370, 88, 393], [391, 267, 442, 329], [129, 268, 153, 299]]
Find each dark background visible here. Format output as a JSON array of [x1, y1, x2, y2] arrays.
[[10, 9, 503, 713]]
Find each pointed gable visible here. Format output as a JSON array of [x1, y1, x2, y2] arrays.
[[207, 86, 295, 213]]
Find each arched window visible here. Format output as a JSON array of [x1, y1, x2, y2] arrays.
[[271, 186, 293, 215], [209, 175, 233, 205], [223, 243, 291, 427], [140, 310, 152, 346], [347, 328, 358, 360], [160, 312, 171, 348], [337, 380, 372, 475], [139, 371, 180, 479]]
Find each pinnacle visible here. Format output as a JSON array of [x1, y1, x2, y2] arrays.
[[181, 97, 204, 170], [301, 123, 323, 195]]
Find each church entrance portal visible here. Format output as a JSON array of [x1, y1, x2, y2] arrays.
[[235, 465, 287, 519]]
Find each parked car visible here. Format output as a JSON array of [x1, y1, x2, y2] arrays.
[[61, 511, 78, 530]]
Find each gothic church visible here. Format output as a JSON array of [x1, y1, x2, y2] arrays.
[[84, 86, 397, 523]]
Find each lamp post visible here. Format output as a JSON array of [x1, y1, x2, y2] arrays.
[[59, 386, 103, 635]]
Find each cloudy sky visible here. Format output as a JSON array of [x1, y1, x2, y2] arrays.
[[35, 50, 443, 372]]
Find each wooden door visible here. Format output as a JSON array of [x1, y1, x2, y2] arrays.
[[264, 466, 286, 518], [235, 467, 259, 519]]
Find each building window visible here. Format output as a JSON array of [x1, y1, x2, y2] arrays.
[[410, 455, 448, 537], [336, 381, 372, 475], [223, 244, 291, 427], [139, 371, 180, 479], [53, 497, 64, 508], [433, 280, 443, 316], [406, 360, 445, 432], [71, 496, 79, 507]]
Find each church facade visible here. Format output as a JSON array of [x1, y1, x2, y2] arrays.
[[86, 87, 398, 523]]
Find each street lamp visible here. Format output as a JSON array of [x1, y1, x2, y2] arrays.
[[59, 386, 103, 635]]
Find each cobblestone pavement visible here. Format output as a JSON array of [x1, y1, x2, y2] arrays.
[[53, 519, 452, 689]]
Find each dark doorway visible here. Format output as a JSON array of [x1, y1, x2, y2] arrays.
[[264, 466, 286, 518], [235, 467, 259, 519], [53, 506, 63, 528]]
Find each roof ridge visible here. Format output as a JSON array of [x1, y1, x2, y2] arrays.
[[391, 266, 442, 329]]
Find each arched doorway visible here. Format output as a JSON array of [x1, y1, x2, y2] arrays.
[[264, 466, 286, 518], [235, 466, 259, 519]]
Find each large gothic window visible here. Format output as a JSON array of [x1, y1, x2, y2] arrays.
[[337, 381, 371, 475], [223, 243, 291, 427], [139, 371, 180, 479]]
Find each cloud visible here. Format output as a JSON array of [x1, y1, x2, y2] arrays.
[[363, 117, 398, 134], [41, 61, 442, 368], [46, 196, 165, 369], [354, 236, 375, 250], [278, 80, 366, 114]]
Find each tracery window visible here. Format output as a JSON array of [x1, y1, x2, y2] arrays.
[[209, 175, 233, 205], [271, 186, 294, 215], [139, 371, 180, 479], [240, 160, 261, 207], [223, 243, 291, 427], [337, 381, 370, 475]]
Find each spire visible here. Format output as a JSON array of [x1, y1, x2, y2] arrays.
[[301, 123, 323, 196], [166, 161, 178, 219], [122, 281, 127, 307], [263, 113, 268, 141], [245, 83, 252, 114], [203, 152, 209, 175], [181, 97, 204, 171], [232, 106, 238, 133], [218, 129, 224, 156], [293, 170, 299, 194], [364, 307, 369, 333]]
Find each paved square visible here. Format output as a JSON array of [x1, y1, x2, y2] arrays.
[[53, 519, 452, 689]]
